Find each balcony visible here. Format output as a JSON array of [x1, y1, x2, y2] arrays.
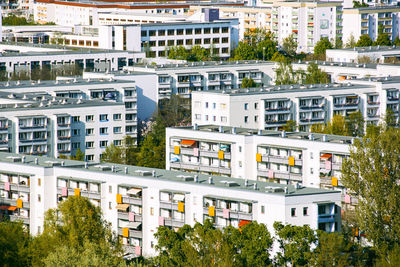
[[118, 228, 142, 238], [203, 207, 253, 221], [257, 169, 302, 181], [9, 214, 30, 224], [57, 188, 101, 200], [0, 182, 30, 192], [57, 123, 70, 128], [117, 212, 142, 222], [318, 214, 335, 223], [163, 218, 185, 228], [122, 196, 142, 205]]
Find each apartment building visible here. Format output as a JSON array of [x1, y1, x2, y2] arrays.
[[0, 43, 142, 77], [342, 6, 400, 44], [271, 1, 342, 53], [326, 45, 400, 63], [191, 77, 400, 131], [0, 78, 148, 142], [131, 60, 275, 98], [57, 9, 239, 59], [0, 91, 126, 161], [0, 152, 341, 257]]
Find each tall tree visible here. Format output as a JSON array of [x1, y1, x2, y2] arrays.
[[304, 63, 330, 84], [345, 34, 357, 48], [241, 77, 256, 88], [324, 115, 347, 136], [282, 34, 297, 57], [0, 221, 31, 267], [314, 38, 333, 60], [346, 111, 364, 137], [310, 231, 352, 266], [233, 42, 257, 60], [356, 34, 373, 47], [273, 222, 317, 266], [256, 39, 278, 61], [341, 127, 400, 250]]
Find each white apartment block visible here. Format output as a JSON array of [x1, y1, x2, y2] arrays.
[[131, 60, 275, 98], [58, 9, 239, 59], [0, 152, 341, 257], [0, 91, 126, 162], [271, 1, 342, 53], [191, 78, 400, 131], [0, 43, 142, 76], [326, 45, 400, 63], [342, 6, 400, 44], [0, 78, 144, 142]]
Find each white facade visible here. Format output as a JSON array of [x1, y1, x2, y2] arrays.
[[342, 6, 400, 44], [0, 91, 126, 162], [326, 45, 400, 63], [131, 61, 275, 98], [0, 152, 341, 257], [0, 78, 142, 143], [191, 78, 400, 131]]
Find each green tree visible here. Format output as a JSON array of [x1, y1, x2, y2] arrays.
[[273, 222, 317, 266], [167, 46, 189, 60], [241, 77, 256, 88], [341, 127, 400, 250], [334, 37, 343, 49], [375, 245, 400, 267], [0, 221, 31, 267], [304, 62, 330, 84], [311, 231, 352, 267], [101, 144, 124, 164], [282, 34, 297, 57], [31, 196, 121, 266], [314, 38, 333, 59], [345, 34, 357, 48], [233, 41, 257, 60], [274, 62, 302, 85], [385, 108, 398, 128], [324, 115, 347, 135], [356, 34, 373, 47], [353, 1, 368, 7], [346, 111, 364, 137], [374, 33, 392, 46], [256, 39, 278, 61], [393, 36, 400, 46], [70, 148, 84, 161], [282, 120, 297, 132]]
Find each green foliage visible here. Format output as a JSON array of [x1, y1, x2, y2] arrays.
[[70, 148, 84, 161], [304, 62, 330, 84], [346, 111, 364, 137], [168, 46, 211, 62], [273, 222, 317, 266], [282, 34, 298, 57], [334, 37, 343, 49], [353, 1, 368, 7], [241, 77, 256, 88], [310, 231, 352, 266], [2, 15, 35, 26], [0, 221, 31, 267], [341, 127, 400, 250], [275, 62, 329, 85], [233, 41, 257, 60], [101, 136, 140, 165], [154, 220, 273, 266], [314, 38, 333, 58], [31, 196, 121, 266], [310, 112, 364, 137], [356, 34, 373, 47], [393, 36, 400, 46], [345, 34, 357, 48], [374, 33, 392, 46], [282, 120, 297, 132]]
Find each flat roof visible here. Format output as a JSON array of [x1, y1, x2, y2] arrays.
[[0, 152, 340, 197], [170, 125, 357, 145], [134, 60, 275, 70], [327, 45, 400, 53]]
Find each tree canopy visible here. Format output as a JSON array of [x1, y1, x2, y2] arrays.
[[356, 34, 373, 47], [314, 38, 333, 59], [281, 34, 297, 57]]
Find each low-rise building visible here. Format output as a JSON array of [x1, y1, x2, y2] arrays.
[[0, 152, 341, 257], [326, 45, 400, 63]]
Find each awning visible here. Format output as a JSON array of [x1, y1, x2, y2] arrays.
[[238, 220, 251, 228], [320, 153, 332, 160], [116, 203, 130, 211], [180, 140, 196, 146], [127, 222, 141, 229], [173, 194, 185, 201], [127, 188, 141, 196], [0, 205, 17, 211]]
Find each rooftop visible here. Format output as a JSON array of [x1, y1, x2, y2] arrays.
[[327, 45, 400, 53], [0, 152, 340, 197], [133, 60, 274, 70], [171, 125, 357, 145]]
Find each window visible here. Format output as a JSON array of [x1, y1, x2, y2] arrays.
[[72, 142, 80, 149], [222, 27, 229, 33], [205, 115, 209, 121], [213, 27, 220, 33], [158, 40, 165, 46], [244, 116, 248, 123], [213, 38, 220, 44], [100, 114, 108, 122], [205, 102, 209, 108], [86, 115, 94, 122], [141, 30, 147, 37], [168, 29, 174, 35], [114, 140, 122, 146], [186, 28, 193, 34], [38, 194, 41, 202], [222, 47, 229, 54], [100, 140, 108, 148], [38, 178, 41, 186], [261, 205, 265, 214], [221, 116, 227, 122], [303, 207, 308, 216], [177, 29, 184, 35], [86, 128, 94, 136], [167, 40, 174, 46], [150, 207, 154, 215], [113, 114, 122, 121], [100, 127, 108, 135], [204, 28, 211, 34], [310, 168, 314, 174], [195, 28, 202, 34], [177, 39, 183, 45], [113, 127, 122, 134], [72, 116, 80, 122], [213, 103, 216, 109], [213, 116, 216, 121], [109, 185, 112, 193], [291, 208, 296, 217], [158, 30, 165, 36], [244, 103, 248, 110], [86, 155, 94, 161], [195, 39, 202, 44], [186, 39, 193, 45], [86, 141, 94, 148], [254, 103, 258, 109], [255, 116, 258, 122], [109, 202, 112, 209], [149, 30, 156, 36], [195, 114, 201, 120], [72, 129, 80, 136], [222, 37, 229, 43], [204, 38, 211, 44]]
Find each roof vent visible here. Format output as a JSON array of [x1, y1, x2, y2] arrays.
[[231, 127, 236, 134], [244, 179, 249, 187], [281, 130, 286, 137], [219, 126, 224, 133], [309, 133, 314, 141], [124, 167, 128, 174], [258, 129, 263, 135], [22, 156, 25, 163], [322, 135, 328, 142], [45, 160, 61, 167], [34, 158, 39, 165], [95, 165, 112, 171], [111, 165, 115, 172], [220, 180, 239, 187], [194, 175, 199, 183], [284, 187, 288, 194], [61, 161, 65, 166], [265, 186, 284, 193], [177, 175, 194, 181], [135, 170, 152, 176], [253, 183, 258, 190], [295, 183, 302, 190], [208, 177, 213, 184], [193, 124, 198, 130], [6, 156, 22, 162]]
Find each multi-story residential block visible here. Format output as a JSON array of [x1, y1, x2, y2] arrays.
[[191, 77, 400, 131], [0, 78, 150, 144], [342, 6, 400, 44], [0, 152, 341, 257], [131, 60, 275, 98], [56, 9, 239, 59], [0, 91, 126, 161], [271, 1, 342, 53], [326, 45, 400, 63], [0, 43, 142, 77]]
